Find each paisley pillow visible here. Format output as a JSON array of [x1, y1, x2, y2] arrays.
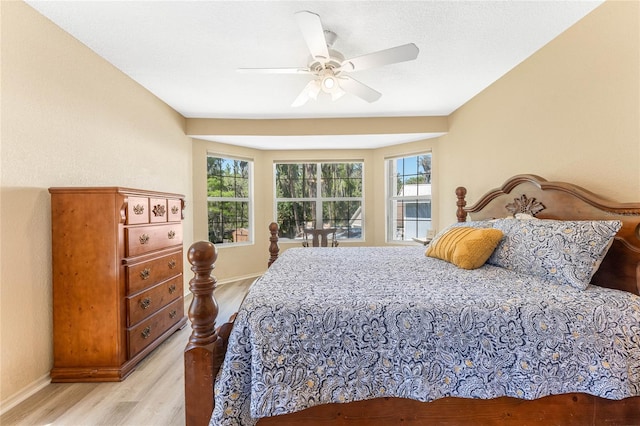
[[488, 218, 622, 290]]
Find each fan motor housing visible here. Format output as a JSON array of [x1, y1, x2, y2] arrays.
[[308, 48, 344, 75]]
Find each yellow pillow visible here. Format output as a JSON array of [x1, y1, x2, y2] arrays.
[[426, 227, 503, 270]]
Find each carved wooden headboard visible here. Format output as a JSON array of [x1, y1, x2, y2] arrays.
[[455, 174, 640, 296]]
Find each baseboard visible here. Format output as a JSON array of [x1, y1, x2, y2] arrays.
[[0, 373, 50, 416], [215, 272, 261, 287], [182, 273, 261, 300]]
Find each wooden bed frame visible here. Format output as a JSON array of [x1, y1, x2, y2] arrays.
[[184, 174, 640, 425]]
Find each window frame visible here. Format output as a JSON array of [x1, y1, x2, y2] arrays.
[[273, 160, 365, 242], [206, 153, 254, 247], [385, 152, 433, 243]]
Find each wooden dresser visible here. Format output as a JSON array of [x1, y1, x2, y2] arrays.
[[49, 187, 187, 382]]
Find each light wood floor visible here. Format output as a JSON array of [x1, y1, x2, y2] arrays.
[[1, 278, 254, 426]]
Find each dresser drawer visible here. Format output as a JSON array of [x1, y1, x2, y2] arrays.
[[126, 250, 183, 295], [126, 196, 149, 225], [149, 198, 168, 223], [127, 275, 182, 326], [126, 224, 182, 257], [167, 198, 182, 222], [127, 298, 183, 358]]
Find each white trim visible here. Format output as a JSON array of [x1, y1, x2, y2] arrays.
[[383, 149, 432, 161], [214, 273, 262, 287], [184, 273, 261, 293], [0, 373, 51, 416], [205, 150, 253, 163]]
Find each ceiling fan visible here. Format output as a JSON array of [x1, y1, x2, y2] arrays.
[[237, 10, 419, 107]]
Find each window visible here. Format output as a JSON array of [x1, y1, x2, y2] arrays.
[[387, 153, 432, 242], [275, 162, 363, 241], [207, 155, 252, 245]]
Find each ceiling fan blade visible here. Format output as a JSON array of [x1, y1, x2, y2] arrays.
[[338, 76, 382, 103], [294, 10, 329, 60], [342, 43, 419, 72], [331, 89, 346, 102], [291, 79, 321, 107], [237, 67, 310, 74]]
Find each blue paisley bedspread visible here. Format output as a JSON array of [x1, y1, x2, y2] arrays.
[[211, 246, 640, 425]]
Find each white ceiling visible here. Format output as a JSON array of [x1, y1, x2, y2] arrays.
[[26, 0, 603, 149]]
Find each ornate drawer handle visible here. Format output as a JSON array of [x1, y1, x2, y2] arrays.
[[169, 310, 177, 319], [139, 234, 150, 245], [133, 204, 145, 215], [140, 297, 151, 309], [167, 230, 176, 239], [152, 204, 166, 217], [141, 326, 151, 339], [171, 205, 179, 214], [168, 284, 176, 294], [168, 259, 176, 269], [140, 268, 151, 280]]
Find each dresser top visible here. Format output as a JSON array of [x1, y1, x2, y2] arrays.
[[48, 187, 185, 199]]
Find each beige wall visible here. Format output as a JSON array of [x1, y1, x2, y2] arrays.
[[1, 2, 193, 406], [437, 0, 640, 223]]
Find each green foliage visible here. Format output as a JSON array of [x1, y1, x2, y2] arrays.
[[404, 176, 427, 185], [275, 162, 363, 239], [207, 156, 251, 243]]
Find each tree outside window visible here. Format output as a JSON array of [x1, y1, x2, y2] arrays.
[[207, 155, 252, 244], [275, 162, 363, 241], [387, 153, 432, 241]]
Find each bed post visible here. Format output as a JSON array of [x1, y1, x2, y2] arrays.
[[184, 241, 222, 426], [456, 186, 468, 222], [268, 222, 280, 267]]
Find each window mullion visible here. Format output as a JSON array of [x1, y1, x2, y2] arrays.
[[315, 163, 322, 229]]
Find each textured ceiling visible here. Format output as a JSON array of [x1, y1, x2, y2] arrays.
[[26, 0, 603, 149]]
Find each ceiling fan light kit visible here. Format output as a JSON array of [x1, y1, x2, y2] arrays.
[[237, 10, 419, 107], [322, 76, 335, 90]]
